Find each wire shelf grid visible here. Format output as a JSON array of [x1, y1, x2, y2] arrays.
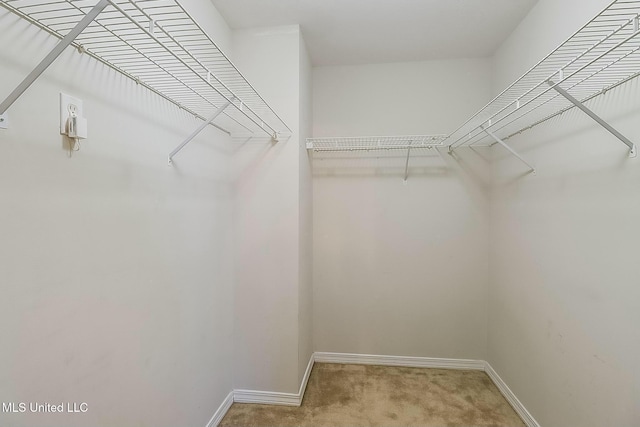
[[306, 136, 447, 152], [446, 0, 640, 149], [0, 0, 291, 138]]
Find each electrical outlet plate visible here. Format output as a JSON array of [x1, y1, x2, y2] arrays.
[[0, 113, 8, 129], [60, 93, 83, 134]]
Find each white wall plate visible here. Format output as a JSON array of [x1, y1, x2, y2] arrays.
[[60, 93, 83, 134]]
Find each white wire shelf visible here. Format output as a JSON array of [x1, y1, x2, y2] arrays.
[[307, 136, 447, 152], [446, 0, 640, 152], [307, 135, 447, 181], [0, 0, 291, 140]]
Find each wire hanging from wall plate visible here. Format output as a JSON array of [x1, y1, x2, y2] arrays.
[[63, 103, 86, 157]]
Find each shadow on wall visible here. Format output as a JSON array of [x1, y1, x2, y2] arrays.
[[229, 134, 285, 192], [491, 78, 640, 169], [311, 148, 447, 178], [311, 146, 492, 206]]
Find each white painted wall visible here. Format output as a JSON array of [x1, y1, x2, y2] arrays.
[[312, 60, 493, 360], [313, 60, 493, 137], [0, 1, 235, 426], [6, 1, 638, 425], [231, 25, 312, 394], [489, 1, 640, 426], [297, 33, 314, 385]]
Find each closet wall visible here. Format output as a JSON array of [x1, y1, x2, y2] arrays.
[[3, 0, 638, 425], [231, 25, 313, 394], [298, 32, 314, 388], [312, 59, 493, 360], [489, 0, 640, 426], [0, 1, 236, 426]]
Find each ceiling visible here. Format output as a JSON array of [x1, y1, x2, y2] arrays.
[[210, 0, 538, 66]]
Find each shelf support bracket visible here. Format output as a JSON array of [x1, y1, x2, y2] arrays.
[[548, 80, 636, 158], [0, 0, 110, 115], [168, 99, 233, 163], [481, 125, 536, 174], [403, 141, 413, 182]]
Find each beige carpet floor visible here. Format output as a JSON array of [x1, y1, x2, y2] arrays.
[[220, 363, 526, 427]]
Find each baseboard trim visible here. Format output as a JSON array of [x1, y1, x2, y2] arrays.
[[205, 391, 234, 427], [233, 352, 316, 407], [314, 351, 486, 370], [484, 362, 540, 427], [233, 389, 300, 406], [207, 352, 540, 427], [298, 352, 315, 399]]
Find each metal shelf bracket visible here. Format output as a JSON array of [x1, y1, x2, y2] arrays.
[[1, 0, 291, 149], [548, 80, 637, 158], [481, 125, 536, 174], [403, 140, 413, 182], [168, 99, 233, 164], [0, 0, 109, 115], [443, 1, 640, 158]]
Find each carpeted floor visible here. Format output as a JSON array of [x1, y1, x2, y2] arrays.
[[220, 363, 526, 427]]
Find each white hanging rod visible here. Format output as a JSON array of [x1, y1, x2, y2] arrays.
[[445, 0, 640, 156], [306, 135, 447, 152], [0, 0, 291, 141]]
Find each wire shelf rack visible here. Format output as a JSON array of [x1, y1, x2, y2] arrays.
[[306, 136, 447, 152], [0, 0, 291, 139], [446, 0, 640, 151]]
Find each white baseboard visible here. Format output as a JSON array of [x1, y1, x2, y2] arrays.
[[484, 361, 540, 427], [205, 391, 234, 427], [233, 389, 300, 406], [233, 352, 316, 407], [297, 352, 315, 400], [314, 351, 486, 370], [206, 352, 540, 427]]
